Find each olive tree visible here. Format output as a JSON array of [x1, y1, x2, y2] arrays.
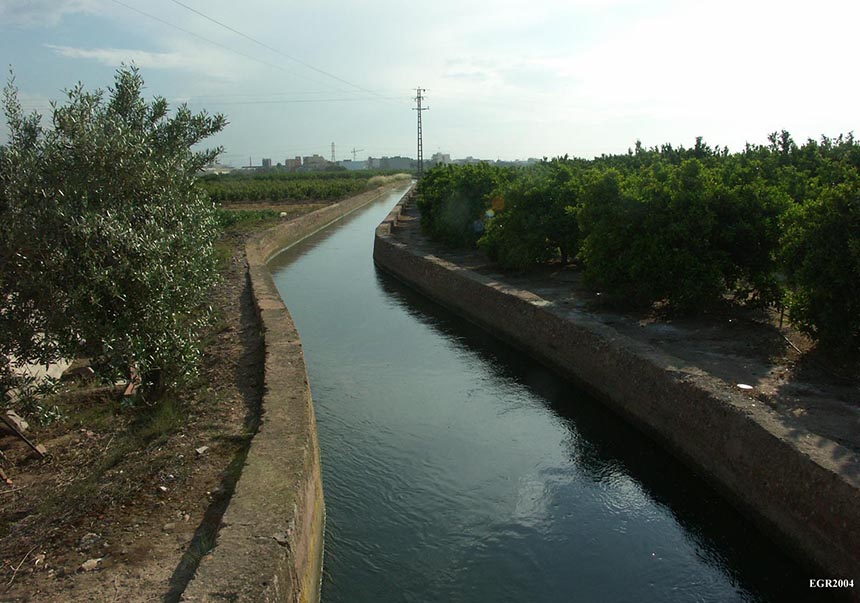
[[1, 67, 226, 395]]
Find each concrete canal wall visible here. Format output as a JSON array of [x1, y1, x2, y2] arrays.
[[373, 192, 860, 585], [182, 185, 403, 603]]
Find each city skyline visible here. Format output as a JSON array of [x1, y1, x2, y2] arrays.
[[2, 0, 859, 162]]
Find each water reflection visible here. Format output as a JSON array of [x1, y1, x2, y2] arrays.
[[375, 268, 820, 603]]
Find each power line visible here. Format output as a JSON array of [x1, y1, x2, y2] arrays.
[[109, 0, 353, 95], [219, 145, 333, 159], [176, 89, 410, 99], [182, 96, 405, 106], [168, 0, 403, 105]]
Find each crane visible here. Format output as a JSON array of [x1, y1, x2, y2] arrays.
[[351, 147, 364, 162]]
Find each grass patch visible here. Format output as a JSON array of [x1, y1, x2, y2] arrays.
[[215, 208, 281, 233], [213, 238, 234, 271], [214, 432, 254, 445], [37, 396, 185, 518], [132, 397, 183, 446], [62, 393, 123, 432], [213, 208, 283, 272]]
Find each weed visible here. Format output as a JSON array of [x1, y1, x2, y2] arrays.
[[215, 208, 280, 233], [7, 374, 62, 425], [132, 398, 183, 445]]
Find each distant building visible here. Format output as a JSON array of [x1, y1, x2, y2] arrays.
[[430, 152, 451, 166], [338, 159, 367, 171], [285, 156, 302, 172], [302, 154, 330, 171], [261, 158, 272, 169], [379, 156, 416, 171]]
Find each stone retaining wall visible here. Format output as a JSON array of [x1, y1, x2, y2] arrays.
[[182, 185, 400, 603], [373, 192, 860, 587]]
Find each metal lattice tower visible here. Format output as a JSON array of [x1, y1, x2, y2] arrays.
[[413, 87, 428, 179], [331, 142, 336, 162]]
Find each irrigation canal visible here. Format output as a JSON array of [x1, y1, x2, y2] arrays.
[[269, 185, 814, 602]]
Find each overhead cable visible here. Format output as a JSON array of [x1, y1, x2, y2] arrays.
[[168, 0, 403, 105], [110, 0, 352, 95]]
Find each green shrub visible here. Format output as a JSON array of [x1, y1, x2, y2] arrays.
[[214, 208, 280, 230], [417, 163, 511, 247], [413, 134, 860, 349], [580, 159, 786, 311], [0, 67, 225, 394], [578, 168, 653, 303], [200, 170, 377, 203], [479, 161, 582, 270], [781, 181, 860, 351]]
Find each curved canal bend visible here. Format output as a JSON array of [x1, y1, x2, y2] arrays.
[[269, 186, 812, 603]]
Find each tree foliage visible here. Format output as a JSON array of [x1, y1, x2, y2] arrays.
[[780, 180, 860, 350], [200, 171, 373, 203], [1, 67, 227, 394], [580, 159, 787, 311], [479, 160, 582, 270], [416, 163, 512, 247], [416, 133, 860, 351]]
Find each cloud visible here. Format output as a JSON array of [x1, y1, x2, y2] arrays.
[[443, 70, 490, 83], [44, 44, 247, 80], [8, 0, 860, 160], [0, 0, 98, 26], [47, 44, 189, 70]]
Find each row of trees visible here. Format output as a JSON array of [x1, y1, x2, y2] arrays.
[[1, 67, 225, 399], [199, 170, 402, 203], [201, 176, 368, 203], [204, 170, 388, 182], [417, 134, 860, 351]]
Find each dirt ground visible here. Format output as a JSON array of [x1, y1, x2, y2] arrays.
[[394, 202, 860, 454], [0, 213, 298, 601]]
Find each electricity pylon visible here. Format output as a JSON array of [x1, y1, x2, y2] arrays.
[[413, 87, 428, 179]]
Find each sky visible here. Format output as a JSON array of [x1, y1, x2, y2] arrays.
[[1, 0, 859, 163]]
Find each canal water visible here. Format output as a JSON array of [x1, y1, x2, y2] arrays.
[[269, 186, 814, 603]]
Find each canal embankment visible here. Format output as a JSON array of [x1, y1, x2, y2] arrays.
[[182, 184, 405, 603], [373, 190, 860, 585]]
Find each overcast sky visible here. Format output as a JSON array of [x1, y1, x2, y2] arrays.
[[2, 0, 858, 163]]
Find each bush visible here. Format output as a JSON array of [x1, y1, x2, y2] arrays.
[[479, 160, 582, 270], [579, 159, 785, 311], [781, 181, 860, 351], [214, 208, 280, 230], [414, 134, 860, 349], [0, 67, 226, 394], [578, 168, 651, 302], [417, 163, 511, 247], [199, 170, 380, 203]]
